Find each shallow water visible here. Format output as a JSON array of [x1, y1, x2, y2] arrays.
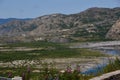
[[105, 49, 120, 55], [83, 47, 120, 74], [82, 64, 106, 75]]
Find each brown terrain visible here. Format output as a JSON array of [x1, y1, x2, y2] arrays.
[[0, 7, 120, 43]]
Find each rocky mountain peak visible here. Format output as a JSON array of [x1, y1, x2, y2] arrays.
[[106, 19, 120, 40]]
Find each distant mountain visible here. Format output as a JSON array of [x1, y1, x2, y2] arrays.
[[0, 7, 120, 43], [0, 18, 32, 25]]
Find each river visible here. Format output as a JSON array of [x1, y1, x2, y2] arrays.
[[82, 48, 120, 75], [70, 41, 120, 75]]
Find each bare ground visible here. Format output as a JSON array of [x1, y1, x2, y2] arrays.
[[0, 57, 116, 72]]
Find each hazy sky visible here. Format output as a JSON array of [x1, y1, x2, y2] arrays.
[[0, 0, 120, 18]]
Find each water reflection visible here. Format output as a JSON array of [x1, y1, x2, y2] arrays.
[[94, 46, 120, 56], [82, 64, 106, 75], [83, 46, 120, 75], [105, 49, 120, 55]]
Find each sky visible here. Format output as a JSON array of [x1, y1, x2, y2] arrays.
[[0, 0, 120, 18]]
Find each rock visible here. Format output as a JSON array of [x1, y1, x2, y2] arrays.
[[106, 19, 120, 40], [90, 70, 120, 80], [12, 76, 22, 80]]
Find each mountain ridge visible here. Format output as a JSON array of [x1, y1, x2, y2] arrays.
[[0, 18, 32, 25], [0, 7, 120, 43]]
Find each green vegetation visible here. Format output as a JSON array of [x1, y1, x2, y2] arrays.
[[0, 41, 109, 80], [87, 58, 120, 77], [0, 41, 106, 62], [22, 24, 38, 31], [1, 58, 120, 80], [0, 65, 93, 80], [2, 41, 61, 48], [72, 23, 113, 42], [60, 22, 74, 29], [0, 49, 106, 62], [101, 57, 120, 74]]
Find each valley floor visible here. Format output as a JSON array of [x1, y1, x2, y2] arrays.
[[0, 57, 116, 72]]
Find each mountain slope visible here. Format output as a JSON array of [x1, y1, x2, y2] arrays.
[[106, 19, 120, 40], [0, 7, 120, 43]]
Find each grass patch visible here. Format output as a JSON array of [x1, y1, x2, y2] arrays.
[[1, 41, 63, 48], [0, 66, 94, 80], [101, 57, 120, 74], [0, 49, 106, 62], [0, 41, 107, 62]]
